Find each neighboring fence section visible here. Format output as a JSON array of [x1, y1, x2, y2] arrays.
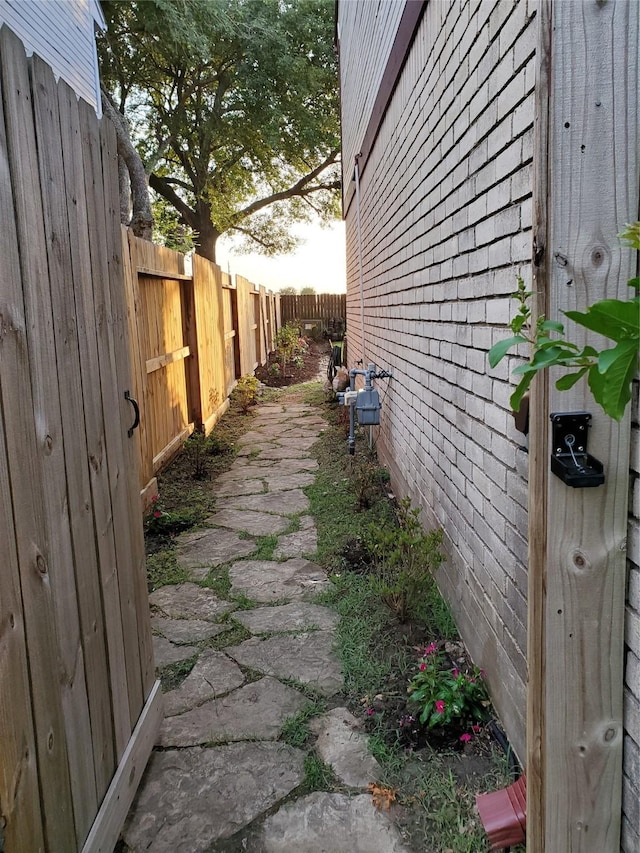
[[280, 293, 346, 327], [0, 29, 160, 853], [123, 240, 281, 500]]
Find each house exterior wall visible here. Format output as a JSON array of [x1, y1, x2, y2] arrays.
[[340, 0, 537, 763], [0, 0, 105, 113], [625, 383, 640, 852], [338, 0, 405, 183], [339, 0, 639, 844]]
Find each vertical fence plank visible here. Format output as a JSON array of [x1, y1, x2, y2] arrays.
[[0, 26, 76, 849], [192, 255, 228, 431], [181, 278, 203, 430], [79, 98, 135, 757], [121, 230, 156, 505], [30, 55, 101, 844], [529, 2, 639, 850], [57, 80, 117, 801], [101, 124, 155, 700]]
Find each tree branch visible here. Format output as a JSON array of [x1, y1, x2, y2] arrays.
[[233, 150, 340, 222], [101, 85, 154, 239], [149, 173, 197, 230]]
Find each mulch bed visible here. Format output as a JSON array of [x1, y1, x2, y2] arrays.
[[255, 338, 329, 387]]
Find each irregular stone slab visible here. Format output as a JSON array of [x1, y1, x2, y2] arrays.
[[163, 650, 245, 716], [237, 443, 276, 457], [212, 478, 266, 497], [176, 527, 255, 575], [263, 472, 316, 491], [158, 677, 307, 746], [234, 602, 338, 634], [149, 583, 233, 621], [310, 708, 382, 788], [236, 430, 280, 446], [274, 527, 317, 559], [122, 743, 305, 850], [152, 616, 225, 645], [207, 508, 290, 536], [229, 558, 328, 602], [278, 435, 318, 450], [258, 446, 310, 460], [226, 632, 343, 696], [226, 489, 309, 516], [269, 457, 318, 472], [152, 635, 197, 669], [259, 793, 411, 853], [299, 515, 316, 529]]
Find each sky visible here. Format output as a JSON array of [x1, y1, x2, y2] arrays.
[[216, 220, 347, 295]]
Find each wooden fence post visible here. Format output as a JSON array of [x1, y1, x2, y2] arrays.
[[527, 2, 638, 850]]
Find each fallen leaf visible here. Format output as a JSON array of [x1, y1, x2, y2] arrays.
[[368, 782, 398, 810]]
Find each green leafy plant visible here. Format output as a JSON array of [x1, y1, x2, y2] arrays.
[[407, 645, 488, 731], [184, 431, 210, 480], [231, 374, 259, 413], [268, 361, 282, 377], [144, 495, 196, 535], [488, 223, 640, 421], [274, 323, 301, 375], [365, 498, 444, 622]]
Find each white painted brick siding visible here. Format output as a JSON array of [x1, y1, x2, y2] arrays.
[[342, 5, 639, 838], [625, 380, 640, 853], [342, 0, 536, 763]]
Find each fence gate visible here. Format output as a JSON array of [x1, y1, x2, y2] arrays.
[[0, 28, 160, 852]]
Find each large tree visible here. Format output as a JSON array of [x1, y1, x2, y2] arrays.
[[99, 0, 341, 262]]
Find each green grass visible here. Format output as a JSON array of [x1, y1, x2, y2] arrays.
[[249, 534, 279, 560], [158, 655, 197, 692], [301, 752, 339, 793], [279, 699, 326, 748], [206, 620, 251, 650], [146, 550, 188, 591]]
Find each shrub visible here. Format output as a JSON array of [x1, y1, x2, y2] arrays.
[[231, 374, 259, 413], [274, 323, 300, 374], [144, 495, 197, 535], [407, 644, 488, 731], [268, 361, 282, 377], [184, 431, 209, 480], [365, 498, 444, 621]]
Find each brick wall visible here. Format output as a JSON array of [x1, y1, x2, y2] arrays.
[[341, 0, 537, 761], [339, 0, 639, 841], [624, 382, 640, 852]]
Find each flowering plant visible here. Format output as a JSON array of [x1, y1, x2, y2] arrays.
[[144, 495, 194, 535], [407, 644, 488, 730]]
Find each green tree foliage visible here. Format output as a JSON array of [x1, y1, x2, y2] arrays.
[[300, 286, 317, 295], [99, 0, 341, 262]]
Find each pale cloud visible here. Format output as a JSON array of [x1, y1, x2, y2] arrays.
[[217, 221, 346, 294]]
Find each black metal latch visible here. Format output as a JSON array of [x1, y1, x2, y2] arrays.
[[550, 412, 605, 488]]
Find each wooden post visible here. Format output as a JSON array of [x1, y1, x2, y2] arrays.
[[528, 2, 639, 850]]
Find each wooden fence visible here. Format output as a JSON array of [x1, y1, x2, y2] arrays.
[[280, 293, 346, 326], [123, 243, 281, 501], [0, 28, 160, 853]]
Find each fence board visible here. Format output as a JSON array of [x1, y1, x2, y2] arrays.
[[57, 79, 117, 801], [31, 54, 99, 844], [122, 231, 156, 505], [236, 275, 259, 375], [100, 124, 155, 700], [193, 255, 229, 432], [79, 98, 135, 756], [280, 293, 346, 326], [0, 26, 76, 848]]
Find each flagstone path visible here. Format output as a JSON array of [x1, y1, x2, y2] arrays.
[[121, 399, 411, 852]]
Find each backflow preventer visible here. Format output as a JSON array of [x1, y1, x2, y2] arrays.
[[337, 363, 392, 454]]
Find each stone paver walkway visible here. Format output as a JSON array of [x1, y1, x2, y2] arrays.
[[122, 400, 411, 852]]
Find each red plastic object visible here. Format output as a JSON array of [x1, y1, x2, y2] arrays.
[[476, 773, 527, 850]]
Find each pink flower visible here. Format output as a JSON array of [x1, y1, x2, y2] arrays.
[[153, 510, 162, 518], [452, 668, 460, 677], [472, 725, 482, 733], [365, 707, 374, 716], [459, 733, 472, 743], [424, 643, 437, 655], [435, 700, 445, 714], [151, 495, 159, 503], [419, 662, 426, 671]]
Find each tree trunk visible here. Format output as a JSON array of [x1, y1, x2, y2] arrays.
[[193, 203, 220, 263]]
